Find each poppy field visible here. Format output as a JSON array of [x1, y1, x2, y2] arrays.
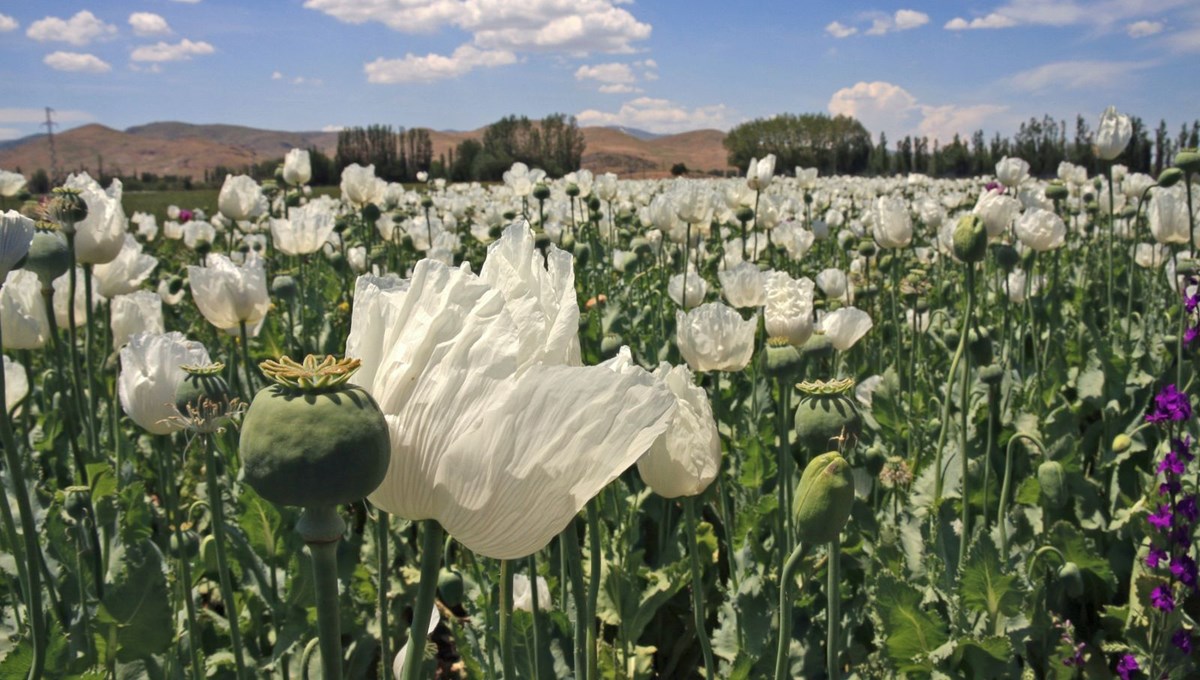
[[1, 109, 1199, 680]]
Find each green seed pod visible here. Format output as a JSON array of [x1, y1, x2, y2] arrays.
[[565, 184, 580, 198], [438, 567, 465, 607], [174, 364, 234, 431], [201, 535, 219, 576], [1044, 181, 1069, 202], [559, 233, 575, 251], [862, 442, 887, 477], [1175, 148, 1200, 175], [990, 243, 1019, 272], [63, 485, 90, 521], [793, 451, 855, 544], [1057, 562, 1084, 598], [765, 338, 803, 376], [586, 197, 601, 212], [1158, 167, 1184, 189], [420, 195, 434, 209], [631, 237, 652, 257], [272, 275, 298, 302], [735, 206, 755, 224], [968, 328, 993, 366], [534, 231, 552, 252], [795, 379, 861, 454], [799, 334, 833, 360], [50, 187, 88, 226], [1037, 460, 1066, 510], [24, 229, 71, 287], [361, 203, 382, 222], [858, 239, 877, 258], [194, 240, 212, 259], [170, 529, 200, 559], [979, 364, 1004, 386], [240, 356, 390, 508], [952, 214, 987, 263], [532, 183, 551, 202], [1112, 434, 1132, 454], [285, 190, 302, 208]]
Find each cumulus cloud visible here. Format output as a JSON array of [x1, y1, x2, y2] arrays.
[[306, 0, 651, 55], [322, 124, 345, 132], [1127, 20, 1163, 37], [827, 80, 1008, 143], [1006, 59, 1155, 91], [129, 12, 172, 37], [825, 21, 857, 38], [574, 60, 657, 93], [365, 44, 517, 83], [576, 97, 734, 134], [945, 0, 1189, 31], [131, 38, 215, 62], [865, 9, 930, 35], [0, 14, 18, 32], [43, 51, 112, 73], [27, 10, 117, 46]]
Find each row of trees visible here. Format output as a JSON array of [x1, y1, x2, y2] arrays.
[[335, 125, 433, 183], [728, 112, 1200, 179], [447, 114, 587, 181]]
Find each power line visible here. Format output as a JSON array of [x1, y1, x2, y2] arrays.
[[43, 107, 59, 182]]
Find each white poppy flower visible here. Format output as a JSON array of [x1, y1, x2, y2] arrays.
[[763, 271, 814, 346], [675, 302, 756, 373], [118, 331, 211, 435], [187, 252, 270, 333], [819, 307, 873, 351], [94, 234, 158, 298], [110, 291, 164, 349]]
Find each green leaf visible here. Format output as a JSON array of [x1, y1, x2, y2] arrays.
[[238, 485, 282, 561], [1048, 521, 1116, 596], [1014, 477, 1041, 506], [950, 636, 1016, 679], [959, 537, 1024, 626], [100, 538, 174, 661], [872, 570, 949, 674]]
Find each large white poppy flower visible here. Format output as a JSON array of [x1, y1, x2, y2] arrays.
[[348, 224, 674, 559]]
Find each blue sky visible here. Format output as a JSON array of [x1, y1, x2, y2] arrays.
[[0, 0, 1196, 144]]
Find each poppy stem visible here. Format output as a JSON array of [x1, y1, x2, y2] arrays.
[[827, 539, 841, 680], [401, 520, 444, 680], [203, 435, 250, 680], [560, 523, 588, 680], [499, 558, 516, 679], [773, 542, 810, 680], [684, 498, 715, 680], [376, 513, 390, 680]]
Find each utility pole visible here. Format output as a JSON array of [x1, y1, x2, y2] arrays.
[[43, 107, 59, 183]]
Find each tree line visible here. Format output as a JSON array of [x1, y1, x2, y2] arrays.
[[727, 112, 1200, 179]]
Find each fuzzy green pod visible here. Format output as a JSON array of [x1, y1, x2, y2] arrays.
[[1044, 181, 1069, 202], [1175, 148, 1200, 175], [793, 451, 855, 544], [438, 567, 465, 608], [1158, 167, 1184, 189], [795, 379, 861, 455], [952, 213, 987, 263], [600, 333, 624, 359], [240, 356, 390, 508], [170, 530, 200, 559], [24, 229, 71, 287], [1112, 434, 1132, 454], [201, 535, 219, 575], [1038, 460, 1066, 509], [1057, 562, 1084, 598]]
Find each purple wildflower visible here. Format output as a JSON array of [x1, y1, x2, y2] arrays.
[[1145, 384, 1192, 423], [1177, 495, 1199, 523], [1147, 545, 1168, 569], [1160, 479, 1182, 496], [1148, 504, 1173, 531], [1171, 555, 1199, 589], [1158, 451, 1186, 476], [1151, 584, 1175, 612], [1172, 629, 1193, 654], [1116, 653, 1139, 679]]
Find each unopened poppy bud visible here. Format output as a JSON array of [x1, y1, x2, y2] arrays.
[[952, 214, 987, 263], [765, 337, 802, 375], [1157, 167, 1184, 188], [600, 333, 623, 359], [979, 364, 1004, 385], [1175, 148, 1200, 175], [24, 229, 70, 287], [361, 203, 382, 222], [968, 328, 993, 366], [573, 242, 591, 267], [201, 535, 220, 575], [1058, 562, 1084, 598], [271, 275, 298, 302], [438, 567, 464, 607], [1038, 460, 1066, 509], [1112, 433, 1132, 453], [170, 529, 199, 559], [63, 485, 90, 521], [793, 451, 854, 544]]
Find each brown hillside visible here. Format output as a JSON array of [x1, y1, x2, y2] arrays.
[[0, 122, 732, 181]]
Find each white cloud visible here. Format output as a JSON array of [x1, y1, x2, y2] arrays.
[[944, 13, 1017, 30], [575, 62, 636, 84], [599, 83, 639, 94], [43, 51, 112, 73], [894, 9, 931, 30], [365, 44, 517, 83], [131, 38, 215, 62], [170, 0, 202, 3], [1006, 59, 1155, 91], [827, 80, 1007, 143], [1127, 20, 1163, 37], [129, 12, 172, 37], [27, 10, 117, 46], [322, 124, 345, 132], [305, 0, 651, 55], [271, 71, 283, 80], [576, 97, 734, 134], [825, 21, 857, 38], [0, 108, 94, 124], [945, 0, 1189, 31], [0, 14, 18, 32], [1163, 24, 1200, 52]]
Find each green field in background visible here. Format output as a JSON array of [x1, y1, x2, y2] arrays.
[[122, 186, 341, 220]]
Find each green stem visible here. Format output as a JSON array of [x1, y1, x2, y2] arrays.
[[998, 433, 1047, 556], [684, 499, 715, 680], [402, 520, 444, 680], [204, 436, 249, 680], [528, 553, 543, 680], [500, 559, 516, 679], [376, 512, 391, 680], [1106, 163, 1116, 334], [827, 541, 841, 680], [932, 264, 974, 501], [773, 543, 811, 680], [0, 313, 46, 680], [560, 524, 588, 680], [159, 440, 204, 680], [586, 502, 601, 680], [958, 265, 975, 573], [298, 506, 345, 680], [239, 320, 254, 398]]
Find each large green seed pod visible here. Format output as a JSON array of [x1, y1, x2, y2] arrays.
[[794, 379, 861, 455], [793, 451, 855, 544], [1038, 460, 1066, 509], [24, 228, 71, 287], [239, 355, 390, 508]]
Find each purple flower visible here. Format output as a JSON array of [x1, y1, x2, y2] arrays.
[[1147, 545, 1168, 569], [179, 209, 193, 224], [1151, 584, 1175, 612], [1171, 555, 1199, 589], [984, 181, 1003, 193], [1146, 384, 1192, 423], [1116, 653, 1139, 679], [1172, 436, 1195, 462], [1179, 495, 1199, 523], [1186, 325, 1200, 346], [1160, 479, 1182, 496], [1158, 451, 1186, 476], [1172, 628, 1193, 654], [1148, 504, 1174, 531]]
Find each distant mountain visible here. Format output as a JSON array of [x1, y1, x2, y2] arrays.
[[0, 121, 731, 180], [604, 125, 661, 141]]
